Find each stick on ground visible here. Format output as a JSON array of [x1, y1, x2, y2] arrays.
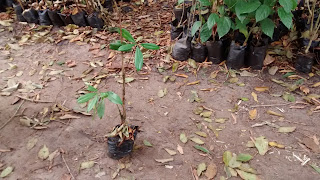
[[0, 100, 25, 130]]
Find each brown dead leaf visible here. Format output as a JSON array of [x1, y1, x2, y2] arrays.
[[175, 74, 188, 78], [177, 144, 184, 154], [61, 173, 72, 180], [251, 92, 258, 102], [205, 163, 217, 179], [254, 87, 269, 92], [267, 110, 283, 117], [302, 137, 320, 153], [66, 60, 77, 68], [263, 54, 275, 66], [187, 81, 200, 86], [249, 109, 257, 120], [59, 114, 80, 120]]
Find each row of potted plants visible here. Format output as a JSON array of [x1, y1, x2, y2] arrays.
[[171, 0, 319, 72], [9, 0, 114, 30]]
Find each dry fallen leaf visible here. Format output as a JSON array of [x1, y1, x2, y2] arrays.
[[254, 87, 269, 92], [205, 163, 217, 179], [251, 92, 258, 102], [177, 144, 184, 154], [249, 109, 257, 120], [311, 82, 320, 87], [155, 158, 174, 163], [263, 53, 275, 66], [187, 81, 200, 86], [267, 110, 283, 117], [299, 85, 310, 94], [164, 148, 176, 156], [59, 114, 80, 120]]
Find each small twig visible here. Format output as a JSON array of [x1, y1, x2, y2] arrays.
[[0, 100, 25, 130], [16, 95, 54, 103], [61, 154, 76, 180], [250, 103, 291, 108]]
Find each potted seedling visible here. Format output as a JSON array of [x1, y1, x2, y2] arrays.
[[296, 0, 320, 73], [85, 0, 104, 30], [58, 1, 74, 25], [37, 0, 53, 25], [70, 0, 87, 27], [13, 0, 27, 22], [22, 0, 39, 24], [48, 0, 65, 26], [77, 28, 159, 159]]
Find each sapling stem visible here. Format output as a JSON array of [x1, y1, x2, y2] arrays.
[[305, 1, 320, 54], [17, 0, 24, 11], [243, 22, 257, 46], [178, 2, 185, 27]]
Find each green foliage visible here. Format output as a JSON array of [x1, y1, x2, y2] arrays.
[[255, 4, 271, 22], [278, 7, 293, 29], [109, 28, 159, 71], [191, 21, 202, 37], [217, 17, 231, 39], [260, 18, 275, 38], [200, 22, 212, 43], [207, 13, 219, 30]]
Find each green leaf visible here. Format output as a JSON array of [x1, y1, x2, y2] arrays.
[[140, 43, 160, 50], [0, 166, 14, 178], [236, 0, 261, 15], [194, 145, 209, 153], [109, 40, 125, 50], [198, 0, 211, 6], [279, 0, 293, 13], [282, 92, 295, 102], [191, 21, 202, 37], [197, 163, 206, 177], [120, 28, 136, 43], [106, 91, 123, 104], [87, 95, 99, 112], [310, 164, 320, 174], [264, 0, 276, 6], [223, 151, 232, 166], [207, 13, 219, 30], [143, 140, 153, 147], [118, 44, 135, 51], [135, 47, 143, 71], [278, 7, 293, 29], [180, 133, 188, 143], [237, 154, 253, 162], [255, 4, 271, 22], [254, 136, 268, 155], [291, 0, 298, 10], [87, 85, 97, 92], [235, 18, 249, 38], [178, 0, 184, 4], [77, 93, 97, 103], [97, 100, 105, 119], [224, 0, 237, 8], [236, 169, 260, 180], [217, 17, 231, 39], [260, 18, 274, 38], [200, 22, 212, 43]]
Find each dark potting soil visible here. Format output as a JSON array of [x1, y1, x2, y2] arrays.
[[13, 3, 26, 22], [272, 22, 289, 42], [58, 13, 73, 26], [295, 54, 315, 73], [48, 10, 64, 26], [170, 19, 183, 40], [226, 41, 246, 69], [71, 11, 87, 27], [38, 9, 52, 26], [86, 12, 104, 30], [172, 37, 191, 61], [5, 0, 12, 7], [122, 6, 133, 13], [22, 8, 39, 24], [191, 43, 207, 63], [103, 0, 113, 12]]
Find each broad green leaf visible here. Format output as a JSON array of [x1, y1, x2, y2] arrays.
[[77, 93, 97, 103], [217, 17, 231, 39], [118, 44, 135, 51], [282, 92, 295, 102], [97, 100, 105, 119], [106, 91, 122, 104], [200, 22, 212, 43], [198, 0, 211, 6], [0, 166, 14, 178], [260, 18, 274, 38], [264, 0, 276, 6], [109, 40, 125, 50], [279, 0, 293, 13], [87, 95, 99, 112], [254, 136, 268, 155], [291, 0, 297, 9], [278, 7, 293, 29], [120, 28, 135, 43], [237, 154, 253, 162], [224, 0, 237, 8], [255, 4, 271, 22], [87, 85, 97, 92], [223, 151, 232, 166], [143, 140, 152, 147], [194, 145, 209, 153], [140, 43, 160, 50], [135, 47, 143, 71], [235, 18, 248, 38], [207, 13, 219, 30], [235, 0, 261, 15], [180, 133, 188, 143], [191, 21, 202, 37]]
